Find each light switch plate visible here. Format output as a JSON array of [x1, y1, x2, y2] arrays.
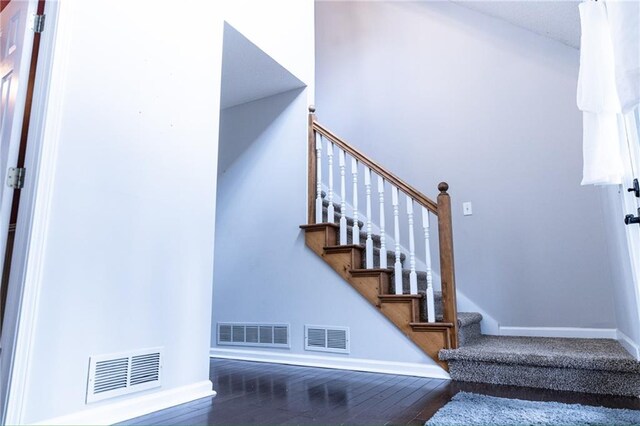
[[463, 202, 472, 216]]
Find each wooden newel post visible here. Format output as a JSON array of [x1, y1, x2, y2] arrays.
[[437, 182, 459, 348], [308, 106, 317, 224]]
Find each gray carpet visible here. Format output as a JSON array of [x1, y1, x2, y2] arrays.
[[320, 193, 640, 396], [439, 336, 640, 396], [439, 336, 640, 372], [426, 392, 640, 426]]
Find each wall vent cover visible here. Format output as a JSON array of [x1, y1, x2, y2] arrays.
[[86, 347, 162, 403], [217, 323, 289, 348], [304, 325, 350, 354]]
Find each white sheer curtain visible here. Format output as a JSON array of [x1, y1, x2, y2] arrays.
[[577, 0, 640, 185]]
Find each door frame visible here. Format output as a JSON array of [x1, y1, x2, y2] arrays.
[[0, 0, 59, 423], [622, 110, 640, 328]]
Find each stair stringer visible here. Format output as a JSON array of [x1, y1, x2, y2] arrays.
[[301, 223, 452, 370], [322, 186, 500, 335]]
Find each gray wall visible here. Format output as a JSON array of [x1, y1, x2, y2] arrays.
[[211, 89, 443, 370], [315, 1, 617, 329]]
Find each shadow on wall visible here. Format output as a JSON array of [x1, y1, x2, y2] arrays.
[[217, 22, 305, 174], [218, 88, 304, 175]]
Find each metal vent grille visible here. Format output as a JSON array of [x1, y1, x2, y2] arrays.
[[307, 328, 326, 348], [305, 326, 350, 354], [327, 329, 348, 350], [87, 348, 163, 403], [93, 358, 128, 395], [130, 353, 161, 386], [219, 324, 232, 343], [217, 323, 289, 348], [274, 326, 288, 345], [246, 326, 259, 343]]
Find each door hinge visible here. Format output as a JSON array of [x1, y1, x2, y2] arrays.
[[6, 167, 25, 189], [32, 14, 45, 33], [625, 209, 640, 226], [628, 178, 640, 198]]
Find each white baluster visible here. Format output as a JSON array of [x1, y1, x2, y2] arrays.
[[364, 167, 373, 268], [326, 140, 335, 223], [407, 196, 418, 294], [351, 158, 360, 245], [378, 176, 387, 269], [339, 150, 347, 244], [392, 186, 402, 294], [422, 206, 435, 322], [315, 134, 323, 224]]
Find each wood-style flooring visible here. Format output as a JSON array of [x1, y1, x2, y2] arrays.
[[120, 358, 640, 425]]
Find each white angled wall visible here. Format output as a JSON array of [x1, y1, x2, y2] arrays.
[[10, 0, 314, 424], [222, 0, 315, 103], [315, 1, 618, 330]]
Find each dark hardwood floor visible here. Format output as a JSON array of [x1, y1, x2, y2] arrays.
[[120, 358, 640, 425]]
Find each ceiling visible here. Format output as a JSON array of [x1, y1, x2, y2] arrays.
[[220, 24, 305, 109], [452, 0, 581, 49], [319, 0, 582, 49]]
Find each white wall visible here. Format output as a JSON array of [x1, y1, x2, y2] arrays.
[[6, 0, 314, 424], [211, 89, 443, 374], [603, 107, 640, 357], [603, 186, 640, 356], [315, 1, 617, 329], [11, 1, 222, 423]]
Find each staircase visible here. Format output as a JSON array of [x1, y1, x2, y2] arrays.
[[301, 107, 640, 396], [301, 197, 482, 371]]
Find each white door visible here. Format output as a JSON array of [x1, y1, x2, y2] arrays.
[[622, 108, 640, 290], [0, 0, 38, 319]]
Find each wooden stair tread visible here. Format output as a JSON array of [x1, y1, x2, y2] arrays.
[[324, 244, 364, 252], [299, 223, 339, 230], [410, 322, 455, 329], [301, 221, 454, 369], [379, 294, 423, 300], [350, 268, 393, 275]]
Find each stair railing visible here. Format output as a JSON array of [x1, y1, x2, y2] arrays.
[[307, 106, 459, 347]]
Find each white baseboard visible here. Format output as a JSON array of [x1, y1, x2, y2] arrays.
[[499, 326, 617, 339], [210, 347, 450, 380], [617, 330, 640, 360], [31, 380, 215, 426]]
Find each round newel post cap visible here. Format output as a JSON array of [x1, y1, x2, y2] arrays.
[[438, 182, 449, 193], [309, 105, 316, 113]]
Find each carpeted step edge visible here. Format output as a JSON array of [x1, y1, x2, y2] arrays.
[[322, 198, 342, 214], [322, 207, 364, 229], [439, 340, 640, 373], [445, 360, 640, 397], [450, 312, 483, 328], [361, 247, 405, 269]]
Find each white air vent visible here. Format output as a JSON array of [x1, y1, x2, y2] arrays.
[[305, 325, 349, 354], [217, 323, 289, 348], [87, 348, 162, 403]]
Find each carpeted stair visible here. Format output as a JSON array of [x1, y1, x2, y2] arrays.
[[320, 196, 640, 396], [321, 197, 482, 345], [439, 335, 640, 396]]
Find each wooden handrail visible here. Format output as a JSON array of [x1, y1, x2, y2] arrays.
[[307, 106, 458, 348], [311, 121, 439, 214]]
